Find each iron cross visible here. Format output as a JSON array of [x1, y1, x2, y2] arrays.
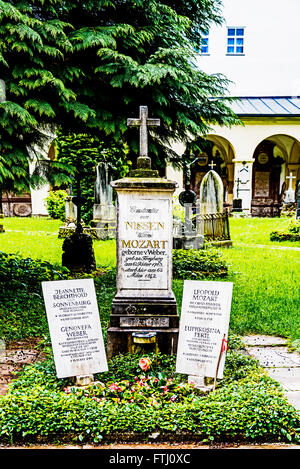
[[127, 106, 160, 158]]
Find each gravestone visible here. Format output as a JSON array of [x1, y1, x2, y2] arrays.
[[107, 106, 179, 359], [90, 162, 116, 239], [42, 278, 108, 381], [173, 189, 204, 250], [65, 195, 77, 220], [199, 166, 223, 215], [284, 172, 296, 203], [176, 280, 233, 389]]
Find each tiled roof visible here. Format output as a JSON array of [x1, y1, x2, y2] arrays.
[[230, 97, 300, 116]]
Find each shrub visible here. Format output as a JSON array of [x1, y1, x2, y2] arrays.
[[270, 220, 300, 242], [0, 251, 70, 293], [172, 248, 228, 280], [44, 190, 68, 221]]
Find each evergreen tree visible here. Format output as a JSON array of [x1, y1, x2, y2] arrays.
[[0, 0, 238, 200]]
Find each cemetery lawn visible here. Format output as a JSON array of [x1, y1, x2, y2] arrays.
[[0, 216, 299, 445], [0, 216, 299, 343]]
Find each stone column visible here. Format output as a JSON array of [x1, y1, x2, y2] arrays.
[[233, 159, 254, 214]]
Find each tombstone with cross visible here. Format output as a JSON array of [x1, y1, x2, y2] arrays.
[[107, 105, 179, 359], [284, 171, 296, 203]]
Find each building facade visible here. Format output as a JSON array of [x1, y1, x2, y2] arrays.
[[167, 0, 300, 216]]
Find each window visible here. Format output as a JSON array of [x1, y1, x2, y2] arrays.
[[200, 32, 209, 54], [195, 30, 209, 55], [227, 28, 244, 54]]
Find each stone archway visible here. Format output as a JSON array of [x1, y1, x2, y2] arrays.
[[251, 134, 300, 217], [188, 135, 235, 210]]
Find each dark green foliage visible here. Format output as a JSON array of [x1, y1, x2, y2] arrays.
[[172, 248, 228, 280], [0, 0, 238, 198], [45, 189, 68, 220], [48, 133, 130, 223]]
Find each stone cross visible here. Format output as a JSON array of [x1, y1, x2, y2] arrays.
[[209, 160, 216, 170], [286, 172, 296, 190], [127, 106, 160, 160]]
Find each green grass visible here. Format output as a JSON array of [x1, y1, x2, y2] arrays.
[[1, 217, 116, 267], [229, 216, 300, 247], [0, 216, 299, 342]]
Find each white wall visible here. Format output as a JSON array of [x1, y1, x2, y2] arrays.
[[197, 0, 300, 96]]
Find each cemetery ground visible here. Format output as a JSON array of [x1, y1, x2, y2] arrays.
[[0, 216, 299, 447]]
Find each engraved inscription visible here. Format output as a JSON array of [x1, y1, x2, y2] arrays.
[[120, 317, 170, 328]]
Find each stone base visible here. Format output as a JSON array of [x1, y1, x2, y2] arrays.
[[90, 219, 116, 239], [205, 239, 233, 248], [107, 295, 179, 359], [173, 234, 204, 250], [62, 231, 96, 273], [188, 375, 214, 393], [111, 294, 178, 316], [107, 322, 179, 360]]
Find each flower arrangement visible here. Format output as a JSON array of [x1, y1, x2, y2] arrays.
[[64, 356, 196, 407]]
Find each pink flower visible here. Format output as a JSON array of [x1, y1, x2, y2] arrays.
[[139, 357, 151, 372], [108, 383, 118, 391]]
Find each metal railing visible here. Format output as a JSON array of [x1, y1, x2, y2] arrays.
[[192, 210, 231, 241]]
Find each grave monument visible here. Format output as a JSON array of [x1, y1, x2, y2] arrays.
[[62, 187, 96, 273], [90, 162, 116, 239], [173, 156, 204, 250], [176, 280, 233, 391], [107, 106, 179, 359], [199, 162, 223, 215], [284, 172, 296, 203], [42, 278, 108, 384]]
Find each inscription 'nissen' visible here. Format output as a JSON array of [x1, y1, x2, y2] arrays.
[[125, 221, 164, 230]]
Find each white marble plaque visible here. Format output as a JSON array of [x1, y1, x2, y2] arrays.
[[176, 280, 233, 379], [118, 198, 171, 290], [42, 278, 108, 378]]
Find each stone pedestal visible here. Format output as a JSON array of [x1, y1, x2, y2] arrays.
[[173, 234, 204, 250], [90, 203, 116, 239], [107, 175, 179, 359]]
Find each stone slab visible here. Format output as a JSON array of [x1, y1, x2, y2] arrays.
[[247, 346, 300, 368], [266, 367, 300, 391], [243, 335, 288, 347], [284, 392, 300, 410]]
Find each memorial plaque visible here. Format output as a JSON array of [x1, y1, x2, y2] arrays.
[[176, 280, 233, 379], [254, 171, 270, 197], [120, 317, 169, 328], [118, 198, 171, 290], [42, 278, 108, 378]]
